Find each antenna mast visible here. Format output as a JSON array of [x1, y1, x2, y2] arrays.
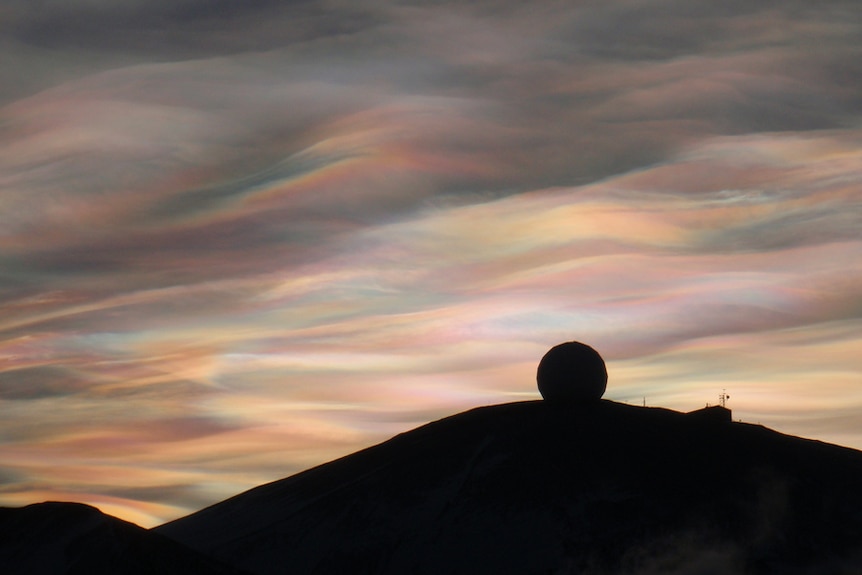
[[719, 389, 730, 408]]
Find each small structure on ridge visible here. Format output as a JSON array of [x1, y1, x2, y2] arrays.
[[537, 341, 607, 402], [687, 390, 732, 423]]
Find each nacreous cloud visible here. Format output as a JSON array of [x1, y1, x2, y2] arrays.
[[0, 0, 861, 526]]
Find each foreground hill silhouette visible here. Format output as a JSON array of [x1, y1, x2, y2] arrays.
[[156, 400, 862, 574], [0, 501, 246, 574]]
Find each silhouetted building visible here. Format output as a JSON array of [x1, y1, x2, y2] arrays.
[[686, 405, 732, 423]]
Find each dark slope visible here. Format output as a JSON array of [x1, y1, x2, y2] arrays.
[[0, 501, 247, 574], [157, 401, 862, 574]]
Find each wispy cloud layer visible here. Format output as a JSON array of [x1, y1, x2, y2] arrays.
[[1, 0, 861, 526]]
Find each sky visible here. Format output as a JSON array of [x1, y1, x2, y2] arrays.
[[1, 0, 861, 527]]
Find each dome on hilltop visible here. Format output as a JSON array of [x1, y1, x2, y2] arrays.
[[537, 341, 607, 402]]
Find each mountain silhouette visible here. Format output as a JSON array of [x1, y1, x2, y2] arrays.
[[155, 400, 862, 574], [0, 501, 247, 574]]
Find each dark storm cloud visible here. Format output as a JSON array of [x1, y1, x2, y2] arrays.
[[557, 0, 826, 60], [0, 0, 387, 105], [3, 0, 382, 57]]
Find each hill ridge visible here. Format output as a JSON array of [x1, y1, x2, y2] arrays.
[[156, 400, 862, 574]]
